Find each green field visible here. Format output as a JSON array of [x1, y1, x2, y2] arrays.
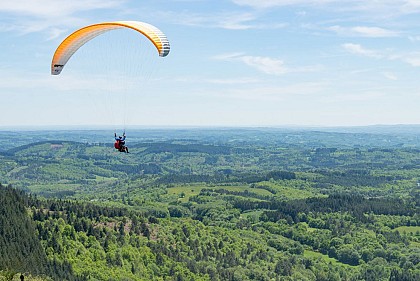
[[167, 184, 273, 203], [394, 226, 420, 234], [304, 250, 351, 267]]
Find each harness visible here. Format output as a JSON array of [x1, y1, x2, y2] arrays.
[[114, 140, 121, 149]]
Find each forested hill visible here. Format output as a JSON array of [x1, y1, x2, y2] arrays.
[[0, 184, 46, 273], [2, 128, 420, 280], [0, 182, 147, 280], [0, 184, 49, 280]]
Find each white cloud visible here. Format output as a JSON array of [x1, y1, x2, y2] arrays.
[[0, 0, 123, 18], [168, 74, 262, 85], [216, 12, 258, 30], [165, 11, 252, 30], [327, 91, 385, 102], [329, 25, 398, 38], [408, 35, 420, 42], [397, 53, 420, 67], [0, 0, 125, 35], [165, 10, 287, 30], [240, 56, 289, 75], [214, 53, 289, 75], [383, 72, 398, 80], [206, 77, 261, 84], [342, 43, 382, 58], [343, 43, 420, 68], [46, 27, 68, 41], [213, 53, 320, 75], [231, 0, 336, 9], [351, 26, 398, 37], [401, 0, 420, 11], [211, 82, 327, 102], [232, 0, 420, 13]]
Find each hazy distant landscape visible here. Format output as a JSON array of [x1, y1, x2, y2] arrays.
[[3, 124, 420, 150]]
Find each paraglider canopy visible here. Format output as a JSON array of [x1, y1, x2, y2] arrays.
[[51, 21, 170, 75]]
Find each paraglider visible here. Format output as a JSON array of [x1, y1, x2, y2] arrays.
[[51, 21, 170, 152], [114, 132, 129, 153]]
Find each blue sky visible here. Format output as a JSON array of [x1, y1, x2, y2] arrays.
[[1, 0, 420, 128]]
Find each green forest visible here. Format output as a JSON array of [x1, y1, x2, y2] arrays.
[[1, 127, 420, 280]]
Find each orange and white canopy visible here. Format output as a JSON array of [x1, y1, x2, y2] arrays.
[[51, 21, 170, 75]]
